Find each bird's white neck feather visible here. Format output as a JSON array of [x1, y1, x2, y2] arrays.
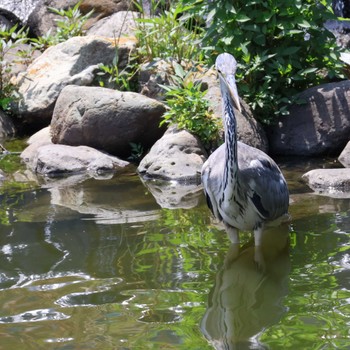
[[222, 93, 239, 202]]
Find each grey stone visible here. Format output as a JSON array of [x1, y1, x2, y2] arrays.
[[14, 36, 124, 127], [138, 125, 207, 183], [268, 80, 350, 156], [50, 85, 166, 158], [87, 11, 139, 38], [302, 168, 350, 198], [21, 142, 132, 177]]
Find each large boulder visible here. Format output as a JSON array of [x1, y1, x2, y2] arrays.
[[268, 80, 350, 156], [50, 85, 166, 158], [138, 125, 207, 183], [14, 35, 133, 129]]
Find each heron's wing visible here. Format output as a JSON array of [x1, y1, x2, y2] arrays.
[[201, 144, 225, 221], [237, 143, 289, 221]]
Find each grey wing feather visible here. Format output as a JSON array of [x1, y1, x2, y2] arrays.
[[201, 144, 225, 220], [237, 142, 289, 220]]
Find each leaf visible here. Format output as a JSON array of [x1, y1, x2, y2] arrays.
[[281, 46, 301, 55], [236, 14, 251, 22], [297, 19, 311, 28]]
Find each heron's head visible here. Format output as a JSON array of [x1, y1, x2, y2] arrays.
[[215, 53, 241, 113]]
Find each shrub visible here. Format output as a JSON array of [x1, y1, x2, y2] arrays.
[[133, 0, 204, 63], [160, 62, 221, 147], [0, 24, 29, 110], [185, 0, 345, 123]]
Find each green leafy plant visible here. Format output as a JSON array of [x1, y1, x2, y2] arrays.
[[184, 0, 346, 123], [160, 62, 221, 147], [46, 0, 94, 46], [133, 0, 204, 63], [128, 142, 144, 163], [97, 48, 139, 92], [0, 24, 29, 110]]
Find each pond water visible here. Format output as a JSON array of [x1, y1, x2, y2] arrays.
[[0, 148, 349, 350]]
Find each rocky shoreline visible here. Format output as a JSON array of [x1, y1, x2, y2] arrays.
[[0, 0, 349, 198]]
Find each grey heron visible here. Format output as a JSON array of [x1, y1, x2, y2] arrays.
[[201, 53, 289, 254]]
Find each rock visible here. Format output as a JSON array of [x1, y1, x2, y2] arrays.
[[14, 36, 122, 128], [339, 141, 350, 167], [80, 0, 134, 29], [21, 143, 132, 177], [50, 85, 166, 158], [268, 80, 350, 156], [302, 168, 350, 198], [87, 11, 139, 38], [138, 125, 207, 183], [0, 110, 16, 139], [0, 8, 23, 28], [26, 126, 51, 145], [26, 0, 78, 37], [0, 0, 39, 22]]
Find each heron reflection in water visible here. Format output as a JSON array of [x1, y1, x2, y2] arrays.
[[201, 53, 289, 264], [201, 226, 290, 349]]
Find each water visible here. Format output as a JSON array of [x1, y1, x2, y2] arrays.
[[0, 153, 349, 349]]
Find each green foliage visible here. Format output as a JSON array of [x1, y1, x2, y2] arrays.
[[36, 0, 94, 48], [0, 24, 29, 110], [160, 62, 221, 146], [128, 142, 144, 163], [97, 48, 139, 92], [184, 0, 345, 123], [133, 0, 204, 63]]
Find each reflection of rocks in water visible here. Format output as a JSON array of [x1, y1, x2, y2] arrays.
[[48, 176, 161, 224], [201, 226, 290, 349], [140, 178, 203, 209], [291, 192, 350, 222]]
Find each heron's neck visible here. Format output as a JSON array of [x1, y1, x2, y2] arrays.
[[222, 96, 238, 195]]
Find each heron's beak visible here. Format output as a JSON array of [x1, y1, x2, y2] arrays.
[[223, 74, 242, 113]]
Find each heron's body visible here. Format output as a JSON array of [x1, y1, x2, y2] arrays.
[[201, 53, 289, 247]]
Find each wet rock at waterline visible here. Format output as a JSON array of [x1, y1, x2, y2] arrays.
[[21, 129, 132, 177], [302, 168, 350, 198], [138, 125, 207, 183], [268, 80, 350, 156], [339, 141, 350, 167], [50, 85, 166, 159], [13, 36, 131, 128]]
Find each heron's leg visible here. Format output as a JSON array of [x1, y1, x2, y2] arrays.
[[224, 223, 239, 244], [254, 225, 263, 246], [254, 225, 265, 270]]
